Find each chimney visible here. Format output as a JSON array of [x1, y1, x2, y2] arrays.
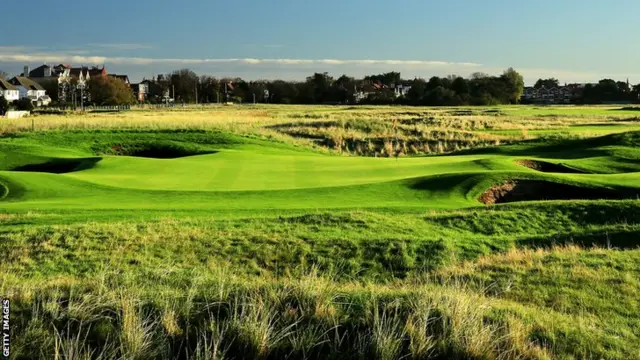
[[24, 65, 30, 77]]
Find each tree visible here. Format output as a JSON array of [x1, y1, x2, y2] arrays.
[[470, 72, 490, 80], [265, 80, 296, 104], [146, 75, 171, 103], [616, 81, 630, 94], [502, 68, 525, 103], [632, 84, 640, 103], [363, 88, 396, 105], [406, 78, 426, 104], [364, 72, 401, 86], [14, 98, 34, 111], [0, 96, 9, 115], [306, 72, 334, 103], [451, 77, 469, 95], [198, 75, 221, 103], [247, 81, 269, 103], [424, 86, 457, 106], [426, 77, 444, 91], [333, 75, 356, 104], [0, 70, 8, 80], [169, 69, 199, 103], [37, 78, 59, 102], [534, 78, 559, 89], [88, 76, 134, 105]]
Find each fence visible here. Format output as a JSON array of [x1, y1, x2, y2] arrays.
[[25, 101, 258, 114], [39, 105, 133, 112], [84, 105, 133, 112]]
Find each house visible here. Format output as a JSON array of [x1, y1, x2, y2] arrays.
[[8, 77, 51, 106], [354, 81, 380, 102], [521, 85, 575, 104], [60, 65, 106, 104], [392, 83, 412, 98], [25, 64, 107, 81], [24, 64, 57, 78], [130, 83, 147, 102], [141, 79, 171, 103], [23, 64, 106, 104], [0, 78, 19, 102], [109, 74, 130, 85], [354, 80, 408, 103], [69, 65, 107, 80], [521, 87, 537, 101]]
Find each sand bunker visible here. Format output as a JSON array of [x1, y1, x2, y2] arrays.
[[479, 180, 625, 205], [515, 160, 586, 174]]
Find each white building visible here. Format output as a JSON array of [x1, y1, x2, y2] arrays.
[[393, 84, 412, 98], [0, 78, 19, 102], [9, 77, 51, 106]]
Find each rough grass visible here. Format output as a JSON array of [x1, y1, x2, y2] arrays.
[[3, 245, 639, 359], [2, 105, 640, 155]]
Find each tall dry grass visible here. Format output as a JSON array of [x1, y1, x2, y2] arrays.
[[2, 265, 564, 360]]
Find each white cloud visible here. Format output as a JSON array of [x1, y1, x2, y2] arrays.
[[0, 48, 482, 68]]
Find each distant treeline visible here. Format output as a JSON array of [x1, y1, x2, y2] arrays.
[[523, 77, 640, 105], [146, 68, 525, 106], [144, 69, 640, 106]]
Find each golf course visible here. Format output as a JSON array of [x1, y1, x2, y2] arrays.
[[2, 105, 640, 359]]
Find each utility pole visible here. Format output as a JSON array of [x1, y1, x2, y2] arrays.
[[195, 80, 198, 105], [253, 93, 256, 104], [172, 85, 175, 102]]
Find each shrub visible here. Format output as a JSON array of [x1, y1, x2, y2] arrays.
[[0, 96, 9, 115], [14, 98, 34, 111]]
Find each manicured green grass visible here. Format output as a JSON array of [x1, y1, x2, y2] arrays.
[[1, 130, 639, 213], [2, 105, 640, 359]]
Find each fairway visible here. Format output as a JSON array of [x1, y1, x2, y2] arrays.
[[2, 105, 640, 360], [1, 126, 639, 212]]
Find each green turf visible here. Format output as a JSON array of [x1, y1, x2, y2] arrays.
[[1, 130, 639, 214]]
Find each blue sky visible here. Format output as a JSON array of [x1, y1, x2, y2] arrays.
[[1, 0, 639, 84]]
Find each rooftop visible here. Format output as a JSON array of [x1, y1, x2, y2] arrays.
[[0, 78, 18, 91], [9, 77, 45, 91]]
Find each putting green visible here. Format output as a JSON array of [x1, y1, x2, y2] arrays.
[[1, 130, 639, 213]]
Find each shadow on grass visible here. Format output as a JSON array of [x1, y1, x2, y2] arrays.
[[613, 107, 640, 111], [517, 229, 640, 249], [12, 157, 103, 174], [443, 130, 640, 159], [94, 141, 219, 159]]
